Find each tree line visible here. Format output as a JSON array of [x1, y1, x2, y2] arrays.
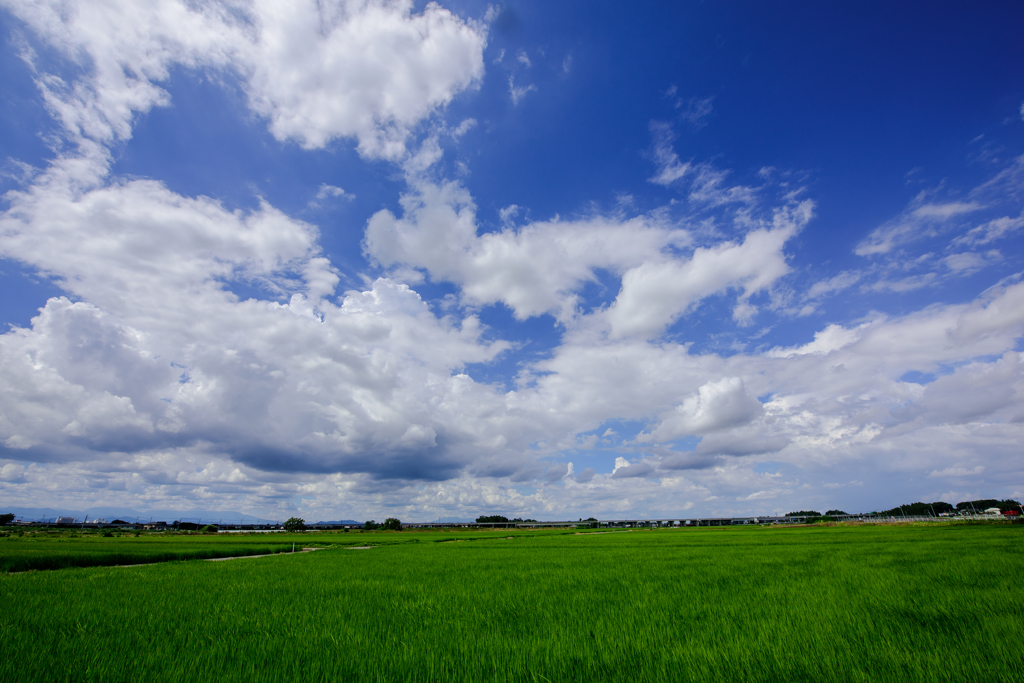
[[787, 498, 1022, 519]]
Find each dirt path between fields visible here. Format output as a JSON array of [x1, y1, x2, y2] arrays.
[[114, 547, 327, 568], [5, 547, 330, 573]]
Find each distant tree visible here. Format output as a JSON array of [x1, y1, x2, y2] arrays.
[[955, 499, 1021, 513], [111, 519, 128, 525], [523, 519, 538, 523], [785, 510, 821, 517], [284, 517, 306, 532], [363, 520, 379, 530], [476, 515, 510, 523], [585, 517, 598, 522], [880, 501, 959, 517], [382, 518, 402, 531], [200, 524, 218, 533], [0, 513, 14, 526], [825, 510, 847, 516]]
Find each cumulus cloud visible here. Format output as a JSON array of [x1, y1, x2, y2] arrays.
[[365, 178, 695, 322], [242, 0, 486, 157], [637, 378, 763, 442], [4, 0, 486, 160], [604, 203, 810, 338], [365, 177, 811, 335]]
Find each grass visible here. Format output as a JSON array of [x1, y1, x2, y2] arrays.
[[0, 524, 1021, 682]]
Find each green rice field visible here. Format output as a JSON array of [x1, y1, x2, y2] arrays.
[[0, 531, 325, 572], [1, 524, 1021, 682]]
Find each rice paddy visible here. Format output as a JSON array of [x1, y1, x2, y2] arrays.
[[0, 531, 323, 572], [1, 523, 1021, 682]]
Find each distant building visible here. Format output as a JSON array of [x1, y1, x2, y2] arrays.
[[984, 507, 1001, 515], [56, 516, 76, 523]]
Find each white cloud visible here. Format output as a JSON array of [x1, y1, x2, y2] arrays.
[[637, 377, 763, 442], [451, 118, 478, 138], [605, 203, 810, 339], [806, 271, 862, 300], [508, 75, 536, 105], [315, 184, 352, 201], [863, 273, 939, 293], [648, 121, 758, 206], [4, 0, 487, 160], [0, 166, 520, 480], [364, 178, 807, 335], [954, 213, 1024, 246], [364, 178, 694, 323], [767, 324, 861, 358], [242, 0, 486, 158], [648, 121, 690, 186], [857, 155, 1024, 257], [942, 251, 1000, 274], [498, 204, 520, 226], [856, 199, 982, 256]]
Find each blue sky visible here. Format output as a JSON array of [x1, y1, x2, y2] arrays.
[[1, 1, 1023, 521]]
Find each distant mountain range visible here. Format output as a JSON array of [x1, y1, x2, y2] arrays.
[[4, 507, 303, 524]]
